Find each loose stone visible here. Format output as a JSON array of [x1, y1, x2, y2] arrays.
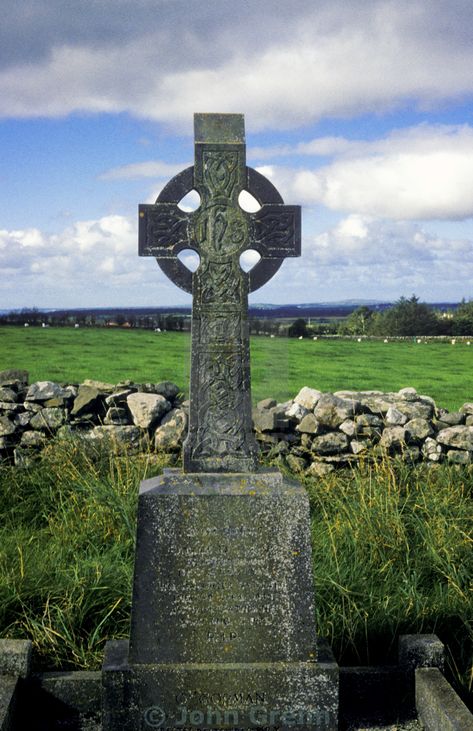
[[311, 431, 349, 455], [436, 425, 473, 451], [294, 386, 322, 411], [126, 392, 171, 429], [405, 418, 434, 443]]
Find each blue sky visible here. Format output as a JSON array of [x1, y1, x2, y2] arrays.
[[1, 0, 473, 308]]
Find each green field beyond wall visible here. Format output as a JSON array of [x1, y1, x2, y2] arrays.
[[1, 327, 472, 411]]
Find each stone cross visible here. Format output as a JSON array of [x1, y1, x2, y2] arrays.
[[139, 113, 301, 472]]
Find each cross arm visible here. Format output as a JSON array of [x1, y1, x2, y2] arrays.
[[252, 205, 301, 258], [138, 203, 189, 258]]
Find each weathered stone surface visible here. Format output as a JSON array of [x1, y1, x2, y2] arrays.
[[139, 115, 300, 473], [294, 386, 322, 411], [91, 425, 144, 451], [105, 388, 135, 406], [0, 369, 28, 387], [386, 406, 409, 426], [394, 400, 434, 421], [437, 410, 464, 426], [0, 387, 17, 403], [351, 440, 370, 455], [422, 437, 443, 462], [355, 413, 383, 438], [30, 408, 66, 431], [126, 392, 171, 429], [379, 426, 406, 450], [466, 415, 473, 427], [257, 397, 277, 410], [0, 416, 16, 437], [23, 401, 42, 412], [0, 638, 32, 677], [285, 401, 309, 421], [447, 449, 471, 464], [82, 379, 115, 393], [405, 418, 434, 443], [339, 419, 356, 436], [154, 381, 181, 401], [43, 396, 68, 407], [296, 412, 320, 434], [104, 407, 129, 426], [398, 386, 418, 399], [71, 385, 105, 417], [26, 380, 69, 402], [154, 408, 188, 451], [311, 432, 349, 455], [436, 425, 473, 450], [306, 461, 335, 477], [314, 393, 361, 428], [460, 402, 473, 415], [20, 430, 48, 448], [271, 440, 291, 456], [129, 471, 318, 665], [252, 407, 277, 432], [0, 401, 21, 413], [416, 667, 473, 731], [13, 412, 31, 428]]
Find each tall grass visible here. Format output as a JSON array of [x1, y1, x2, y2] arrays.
[[0, 439, 471, 704], [299, 458, 473, 697], [0, 438, 170, 668]]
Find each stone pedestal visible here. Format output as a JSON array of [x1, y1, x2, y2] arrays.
[[102, 469, 338, 730]]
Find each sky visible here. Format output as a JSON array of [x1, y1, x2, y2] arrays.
[[1, 0, 473, 309]]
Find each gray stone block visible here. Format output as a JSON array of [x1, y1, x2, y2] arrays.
[[0, 639, 32, 679], [399, 634, 445, 673], [0, 674, 18, 731], [129, 470, 317, 665], [416, 667, 473, 730], [103, 469, 338, 729]]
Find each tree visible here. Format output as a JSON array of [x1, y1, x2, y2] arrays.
[[288, 318, 308, 338], [452, 300, 473, 335], [374, 295, 439, 336], [339, 306, 374, 335]]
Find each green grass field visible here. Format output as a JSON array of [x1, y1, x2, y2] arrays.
[[1, 326, 472, 411]]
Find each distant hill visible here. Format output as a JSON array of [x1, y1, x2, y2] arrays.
[[0, 300, 461, 320]]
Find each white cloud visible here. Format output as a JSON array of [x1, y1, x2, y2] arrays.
[[2, 212, 472, 308], [1, 2, 473, 128], [279, 215, 473, 301], [255, 125, 473, 220], [0, 215, 191, 308]]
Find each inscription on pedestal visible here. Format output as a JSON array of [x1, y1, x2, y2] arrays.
[[128, 471, 317, 666]]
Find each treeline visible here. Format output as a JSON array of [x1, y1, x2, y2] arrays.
[[287, 296, 473, 338], [1, 296, 472, 337], [0, 308, 190, 331]]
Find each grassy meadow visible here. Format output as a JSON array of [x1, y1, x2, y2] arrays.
[[1, 325, 473, 410], [0, 439, 471, 702], [0, 325, 472, 703]]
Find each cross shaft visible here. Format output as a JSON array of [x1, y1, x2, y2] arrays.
[[139, 113, 301, 472]]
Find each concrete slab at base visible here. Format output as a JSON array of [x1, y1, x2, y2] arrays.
[[0, 640, 32, 679], [0, 674, 19, 731], [416, 667, 473, 730], [103, 640, 338, 730]]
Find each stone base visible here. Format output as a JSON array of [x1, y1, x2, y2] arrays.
[[103, 640, 338, 730], [102, 469, 338, 730]]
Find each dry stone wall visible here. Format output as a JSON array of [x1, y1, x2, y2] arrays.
[[1, 369, 472, 471]]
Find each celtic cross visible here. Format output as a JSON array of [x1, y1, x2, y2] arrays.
[[139, 113, 301, 472]]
